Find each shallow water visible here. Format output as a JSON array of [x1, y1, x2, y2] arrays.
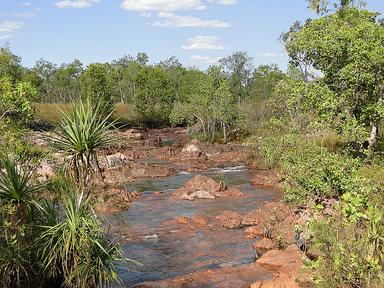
[[110, 166, 280, 287]]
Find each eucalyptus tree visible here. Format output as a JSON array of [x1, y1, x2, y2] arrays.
[[0, 47, 23, 84], [80, 63, 117, 112], [219, 51, 253, 105], [307, 0, 365, 14], [170, 66, 236, 142], [134, 65, 175, 126], [34, 59, 58, 103], [283, 6, 384, 157]]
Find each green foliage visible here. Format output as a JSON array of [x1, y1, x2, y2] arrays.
[[0, 77, 36, 124], [0, 154, 42, 218], [282, 143, 360, 204], [134, 66, 175, 126], [80, 63, 116, 113], [38, 184, 123, 288], [310, 194, 384, 287], [284, 7, 384, 156], [49, 101, 116, 185], [170, 66, 236, 142], [0, 47, 23, 83]]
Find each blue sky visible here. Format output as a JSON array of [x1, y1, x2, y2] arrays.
[[1, 0, 383, 70]]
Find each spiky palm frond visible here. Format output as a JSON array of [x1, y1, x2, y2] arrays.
[[38, 185, 123, 288], [48, 101, 117, 185], [0, 154, 42, 224]]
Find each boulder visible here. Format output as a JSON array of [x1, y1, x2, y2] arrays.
[[256, 245, 302, 276], [191, 215, 209, 227], [250, 276, 300, 288], [215, 210, 243, 229], [36, 160, 55, 181], [253, 238, 275, 255], [106, 152, 127, 167], [182, 143, 201, 153], [245, 226, 264, 239], [173, 175, 243, 200]]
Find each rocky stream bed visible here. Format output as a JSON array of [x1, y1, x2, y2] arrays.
[[30, 128, 319, 288]]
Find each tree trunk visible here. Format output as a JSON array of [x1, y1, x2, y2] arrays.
[[367, 122, 379, 160]]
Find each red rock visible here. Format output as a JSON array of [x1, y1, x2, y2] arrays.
[[176, 216, 189, 225], [256, 245, 302, 277], [191, 215, 208, 227], [242, 209, 264, 226], [253, 238, 275, 253], [245, 226, 264, 239], [215, 210, 243, 229], [250, 276, 300, 288], [224, 186, 244, 197]]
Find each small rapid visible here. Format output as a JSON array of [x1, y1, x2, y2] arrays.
[[109, 165, 280, 287]]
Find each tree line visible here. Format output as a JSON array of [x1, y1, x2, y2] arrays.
[[0, 46, 285, 140]]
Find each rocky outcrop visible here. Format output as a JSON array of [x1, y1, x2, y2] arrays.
[[106, 152, 128, 167], [251, 245, 303, 288], [95, 188, 139, 214], [251, 170, 281, 188], [215, 210, 243, 229], [173, 175, 243, 200], [36, 159, 54, 180]]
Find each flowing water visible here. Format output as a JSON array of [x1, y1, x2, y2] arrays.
[[109, 164, 280, 287]]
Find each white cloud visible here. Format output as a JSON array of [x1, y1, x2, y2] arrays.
[[261, 52, 278, 58], [14, 11, 38, 18], [183, 35, 225, 50], [213, 0, 237, 5], [190, 55, 220, 64], [121, 0, 205, 12], [0, 34, 11, 40], [0, 21, 24, 33], [0, 21, 24, 40], [55, 0, 101, 9], [21, 2, 32, 7], [153, 12, 230, 28]]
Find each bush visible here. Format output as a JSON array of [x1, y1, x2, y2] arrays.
[[310, 192, 384, 287], [282, 144, 360, 204]]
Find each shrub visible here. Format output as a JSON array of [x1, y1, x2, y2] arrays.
[[310, 193, 384, 287], [281, 142, 360, 204]]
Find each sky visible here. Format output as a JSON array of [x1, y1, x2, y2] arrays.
[[0, 0, 383, 70]]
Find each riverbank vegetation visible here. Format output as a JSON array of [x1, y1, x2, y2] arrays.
[[0, 0, 383, 287]]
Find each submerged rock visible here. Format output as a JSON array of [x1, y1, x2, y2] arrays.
[[215, 210, 243, 229], [173, 175, 243, 200], [106, 152, 128, 167]]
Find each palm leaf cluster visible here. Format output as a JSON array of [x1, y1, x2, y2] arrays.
[[49, 101, 116, 186], [39, 185, 122, 288]]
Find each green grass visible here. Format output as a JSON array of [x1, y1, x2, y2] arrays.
[[32, 103, 138, 127]]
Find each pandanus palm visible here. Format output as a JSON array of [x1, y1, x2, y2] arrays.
[[38, 185, 123, 288], [0, 154, 41, 224], [0, 154, 41, 288], [49, 101, 116, 187]]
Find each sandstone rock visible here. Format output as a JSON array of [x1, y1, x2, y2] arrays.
[[173, 175, 222, 199], [174, 175, 243, 200], [256, 244, 302, 277], [176, 216, 189, 225], [215, 210, 243, 229], [122, 129, 144, 140], [245, 226, 264, 239], [181, 190, 217, 200], [182, 143, 201, 153], [253, 238, 275, 254], [250, 276, 300, 288], [106, 152, 127, 167], [191, 215, 208, 227], [36, 160, 55, 181], [95, 188, 138, 214]]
